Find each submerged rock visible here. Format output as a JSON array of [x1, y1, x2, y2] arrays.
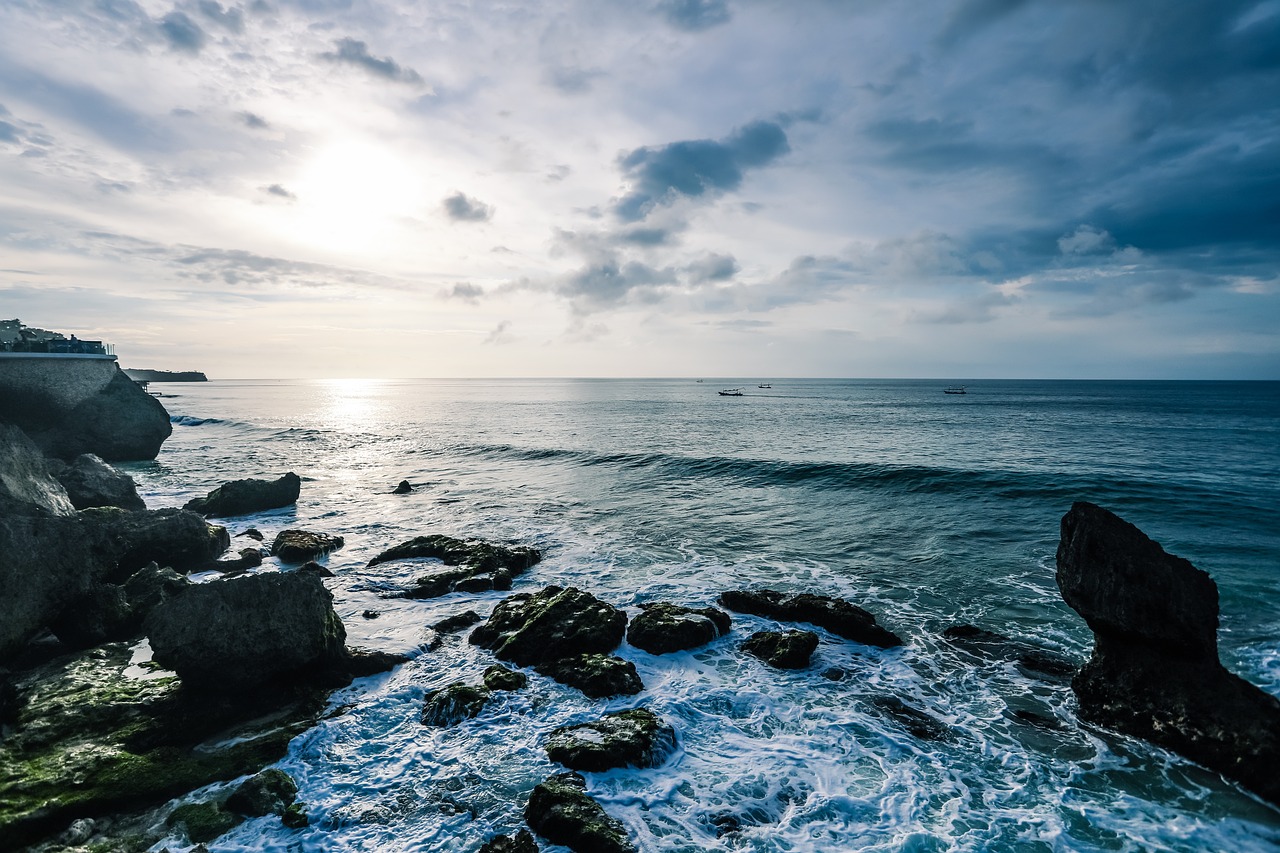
[[719, 589, 902, 648], [524, 771, 636, 853], [626, 602, 730, 654], [483, 664, 528, 692], [545, 708, 677, 771], [1056, 501, 1280, 806], [393, 480, 414, 494], [144, 571, 347, 690], [167, 801, 242, 844], [213, 547, 265, 574], [435, 610, 483, 633], [368, 534, 541, 599], [534, 654, 643, 698], [225, 768, 298, 817], [470, 586, 627, 667], [184, 472, 301, 518], [942, 624, 1076, 679], [868, 696, 953, 742], [479, 829, 537, 853], [742, 629, 819, 669], [271, 529, 345, 563], [49, 453, 146, 511], [421, 682, 492, 727]]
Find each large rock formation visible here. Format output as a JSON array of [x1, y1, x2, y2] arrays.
[[0, 424, 76, 515], [719, 589, 903, 648], [144, 571, 347, 689], [48, 453, 146, 511], [184, 473, 301, 518], [366, 534, 541, 598], [1056, 501, 1280, 806], [626, 602, 730, 654], [524, 772, 636, 853], [545, 708, 677, 772], [82, 507, 230, 579]]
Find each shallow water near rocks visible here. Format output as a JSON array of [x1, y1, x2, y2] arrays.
[[125, 378, 1280, 852]]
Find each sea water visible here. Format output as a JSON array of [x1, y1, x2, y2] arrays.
[[123, 379, 1280, 852]]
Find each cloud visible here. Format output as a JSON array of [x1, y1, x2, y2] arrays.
[[443, 192, 494, 223], [614, 120, 790, 221], [320, 38, 423, 84], [545, 66, 604, 94], [1057, 225, 1116, 256], [239, 111, 269, 129], [159, 11, 207, 54], [554, 257, 675, 312], [0, 120, 19, 143], [687, 253, 738, 282], [444, 282, 485, 303], [197, 0, 244, 33], [262, 183, 296, 200], [658, 0, 732, 32], [483, 320, 513, 344]]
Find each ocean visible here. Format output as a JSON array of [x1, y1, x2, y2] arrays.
[[123, 378, 1280, 852]]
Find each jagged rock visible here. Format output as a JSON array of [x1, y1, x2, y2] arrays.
[[12, 368, 173, 462], [0, 424, 75, 516], [49, 453, 146, 511], [271, 529, 344, 563], [719, 589, 902, 648], [392, 480, 413, 494], [362, 609, 380, 619], [626, 602, 730, 654], [470, 586, 626, 667], [344, 647, 411, 678], [237, 528, 264, 542], [48, 583, 133, 648], [868, 696, 953, 741], [742, 629, 818, 669], [184, 473, 301, 518], [367, 534, 541, 599], [213, 548, 264, 574], [434, 610, 482, 633], [167, 801, 242, 844], [421, 682, 491, 726], [122, 563, 191, 621], [144, 571, 347, 690], [942, 624, 1076, 679], [281, 802, 309, 828], [225, 768, 298, 817], [525, 771, 636, 853], [483, 664, 527, 692], [297, 560, 334, 577], [545, 709, 676, 771], [534, 654, 643, 698], [1056, 501, 1280, 806], [82, 507, 231, 579], [479, 829, 537, 853]]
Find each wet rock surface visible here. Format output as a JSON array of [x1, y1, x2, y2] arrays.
[[742, 629, 819, 669], [478, 828, 538, 853], [524, 771, 636, 853], [271, 528, 345, 562], [483, 664, 528, 692], [545, 708, 677, 771], [49, 453, 147, 511], [470, 586, 627, 667], [0, 423, 77, 515], [421, 682, 492, 727], [13, 368, 173, 462], [183, 472, 301, 518], [626, 602, 730, 654], [82, 506, 231, 579], [435, 610, 483, 633], [720, 589, 903, 648], [225, 768, 299, 817], [869, 696, 953, 741], [942, 624, 1076, 679], [368, 534, 542, 599], [533, 654, 644, 698], [144, 571, 347, 690], [1056, 501, 1280, 806]]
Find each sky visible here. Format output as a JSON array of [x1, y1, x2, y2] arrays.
[[1, 0, 1278, 379]]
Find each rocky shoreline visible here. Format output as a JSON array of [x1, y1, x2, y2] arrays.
[[2, 394, 1277, 851]]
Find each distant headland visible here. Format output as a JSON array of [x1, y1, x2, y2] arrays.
[[123, 369, 209, 383]]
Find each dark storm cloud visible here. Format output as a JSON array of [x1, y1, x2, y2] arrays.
[[936, 0, 1030, 48], [865, 116, 1067, 175], [658, 0, 732, 32], [321, 38, 423, 84], [443, 192, 493, 223], [159, 11, 207, 53], [614, 120, 789, 221]]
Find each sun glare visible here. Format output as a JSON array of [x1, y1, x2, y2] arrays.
[[288, 139, 424, 253]]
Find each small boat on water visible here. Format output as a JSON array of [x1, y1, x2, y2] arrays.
[[718, 389, 744, 397], [758, 383, 771, 389], [944, 385, 967, 395]]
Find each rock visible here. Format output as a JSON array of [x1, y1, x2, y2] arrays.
[[297, 560, 335, 577], [421, 682, 492, 726], [1056, 501, 1280, 806], [144, 571, 347, 690], [271, 529, 345, 563], [626, 602, 730, 654], [719, 589, 902, 648], [17, 368, 173, 462], [167, 801, 242, 844], [362, 609, 380, 619], [344, 647, 411, 678], [533, 654, 643, 698], [524, 771, 635, 853], [742, 629, 819, 669], [225, 768, 298, 817], [868, 696, 953, 741], [941, 624, 1076, 679], [545, 708, 677, 771], [281, 802, 309, 828], [122, 563, 191, 622], [213, 548, 265, 574], [183, 473, 301, 518], [237, 528, 264, 541], [434, 610, 483, 633], [479, 829, 537, 853], [366, 534, 540, 598], [483, 664, 527, 692], [82, 507, 231, 579], [0, 424, 76, 516], [50, 453, 146, 511], [469, 586, 627, 667], [820, 667, 848, 681], [392, 480, 413, 494], [48, 583, 133, 648]]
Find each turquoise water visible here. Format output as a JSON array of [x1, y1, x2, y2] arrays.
[[127, 379, 1280, 851]]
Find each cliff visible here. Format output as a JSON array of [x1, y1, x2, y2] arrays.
[[123, 368, 208, 383]]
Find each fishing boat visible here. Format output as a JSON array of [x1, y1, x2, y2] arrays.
[[758, 383, 771, 389], [718, 389, 744, 397], [944, 385, 967, 395]]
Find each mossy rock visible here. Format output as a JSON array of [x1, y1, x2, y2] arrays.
[[167, 801, 243, 844]]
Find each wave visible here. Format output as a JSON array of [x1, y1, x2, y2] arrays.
[[170, 415, 224, 426]]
